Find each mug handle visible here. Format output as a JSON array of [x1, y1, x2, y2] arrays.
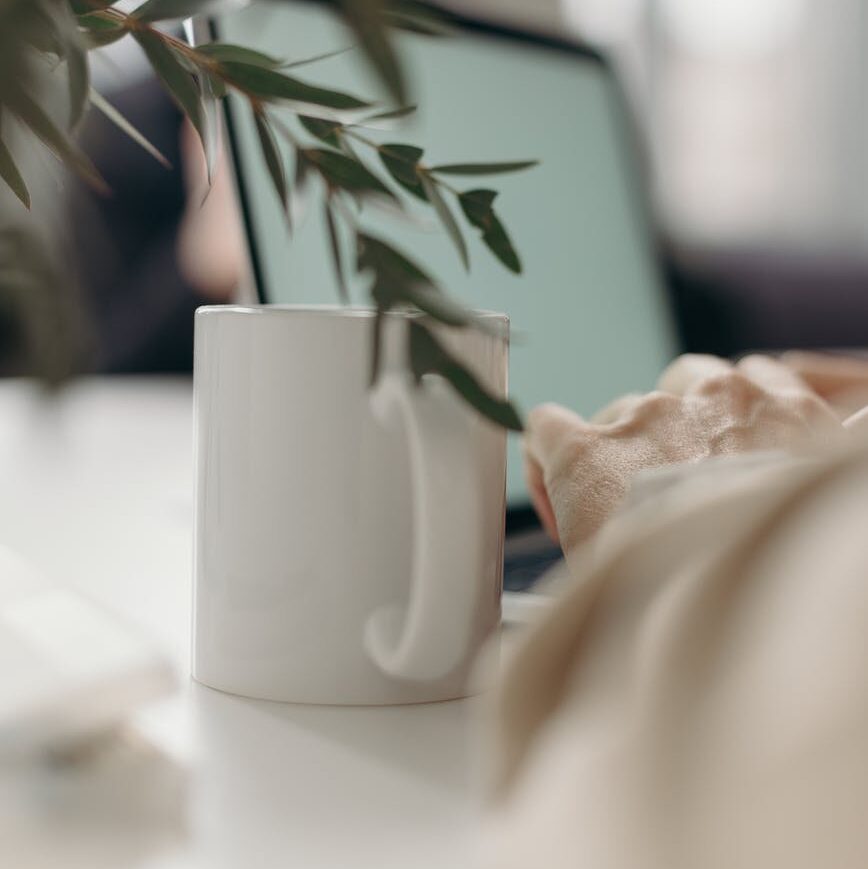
[[364, 371, 486, 681]]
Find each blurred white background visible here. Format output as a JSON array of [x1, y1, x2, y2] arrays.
[[563, 0, 868, 255]]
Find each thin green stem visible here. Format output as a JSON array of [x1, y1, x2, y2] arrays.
[[344, 129, 461, 195]]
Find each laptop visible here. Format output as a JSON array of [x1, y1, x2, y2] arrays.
[[204, 2, 680, 599]]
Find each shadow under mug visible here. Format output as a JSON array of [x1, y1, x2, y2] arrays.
[[192, 305, 509, 704]]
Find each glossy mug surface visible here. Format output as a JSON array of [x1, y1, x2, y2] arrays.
[[192, 305, 508, 704]]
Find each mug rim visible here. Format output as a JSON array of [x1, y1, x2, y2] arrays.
[[196, 303, 509, 323]]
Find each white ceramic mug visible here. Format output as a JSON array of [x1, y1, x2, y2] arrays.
[[192, 305, 508, 704]]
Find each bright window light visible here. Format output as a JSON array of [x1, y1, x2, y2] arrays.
[[659, 0, 807, 58], [562, 0, 645, 43]]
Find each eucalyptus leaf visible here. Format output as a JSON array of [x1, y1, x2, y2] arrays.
[[78, 13, 128, 49], [168, 42, 201, 74], [67, 51, 89, 128], [398, 282, 474, 328], [218, 62, 370, 110], [199, 72, 221, 182], [458, 188, 521, 273], [203, 70, 226, 99], [331, 0, 405, 104], [194, 42, 282, 68], [0, 136, 30, 209], [378, 142, 425, 200], [76, 13, 124, 30], [323, 199, 348, 303], [30, 0, 88, 125], [408, 321, 523, 431], [254, 109, 288, 217], [283, 46, 353, 69], [54, 5, 89, 129], [7, 90, 108, 193], [361, 104, 417, 123], [476, 210, 519, 272], [419, 172, 467, 270], [299, 115, 342, 148], [430, 159, 538, 176], [15, 7, 61, 56], [134, 30, 207, 166], [356, 232, 432, 288], [89, 87, 171, 168], [290, 148, 313, 225], [84, 28, 128, 48], [307, 149, 396, 200], [378, 143, 421, 185], [358, 235, 477, 331], [457, 188, 496, 222]]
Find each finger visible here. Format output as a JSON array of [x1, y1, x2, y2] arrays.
[[658, 354, 733, 396], [524, 404, 590, 544], [591, 393, 644, 425], [522, 443, 560, 544], [736, 354, 813, 395], [524, 403, 589, 470], [781, 351, 868, 399]]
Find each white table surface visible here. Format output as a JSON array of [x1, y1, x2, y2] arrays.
[[0, 377, 503, 869]]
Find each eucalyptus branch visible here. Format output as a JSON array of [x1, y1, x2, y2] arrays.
[[0, 0, 535, 430]]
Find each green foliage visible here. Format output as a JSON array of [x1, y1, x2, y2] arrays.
[[378, 143, 426, 200], [195, 42, 283, 68], [89, 87, 172, 167], [0, 134, 31, 210], [307, 148, 396, 200], [362, 104, 417, 122], [419, 171, 467, 270], [459, 189, 521, 273], [217, 62, 370, 110], [0, 0, 538, 430], [0, 226, 89, 386], [78, 13, 128, 48], [330, 0, 406, 104], [8, 89, 108, 194], [253, 109, 288, 216], [134, 29, 206, 150], [430, 160, 538, 175], [299, 116, 342, 148], [408, 322, 523, 431], [323, 199, 348, 303]]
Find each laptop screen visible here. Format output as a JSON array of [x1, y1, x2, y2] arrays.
[[210, 4, 679, 508]]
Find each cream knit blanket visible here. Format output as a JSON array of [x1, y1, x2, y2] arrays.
[[485, 442, 868, 868]]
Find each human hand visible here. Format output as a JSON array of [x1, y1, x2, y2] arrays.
[[780, 351, 868, 421], [523, 354, 843, 552], [177, 121, 246, 301]]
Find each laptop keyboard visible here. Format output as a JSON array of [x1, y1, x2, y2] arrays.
[[503, 528, 564, 592]]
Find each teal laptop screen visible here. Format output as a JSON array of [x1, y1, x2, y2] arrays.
[[211, 4, 679, 504]]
